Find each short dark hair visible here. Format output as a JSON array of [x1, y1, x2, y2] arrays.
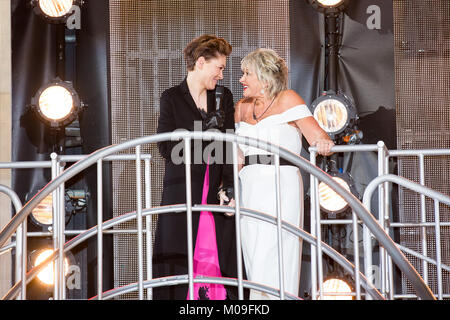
[[183, 34, 232, 71]]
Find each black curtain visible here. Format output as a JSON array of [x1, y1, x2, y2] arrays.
[[76, 0, 114, 297], [289, 0, 395, 298], [11, 0, 56, 197], [290, 0, 396, 149]]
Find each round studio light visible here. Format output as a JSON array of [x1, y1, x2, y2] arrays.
[[321, 277, 354, 300], [31, 0, 80, 24], [310, 92, 356, 139], [39, 86, 74, 121], [39, 0, 73, 17], [314, 99, 348, 134], [308, 0, 348, 13], [26, 188, 54, 227], [31, 193, 53, 226], [32, 249, 69, 285], [317, 0, 345, 7], [318, 176, 350, 213], [31, 78, 82, 128]]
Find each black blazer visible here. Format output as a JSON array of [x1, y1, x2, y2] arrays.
[[153, 79, 239, 300], [157, 78, 235, 206]]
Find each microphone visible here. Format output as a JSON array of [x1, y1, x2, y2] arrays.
[[215, 85, 224, 111], [203, 86, 225, 130]]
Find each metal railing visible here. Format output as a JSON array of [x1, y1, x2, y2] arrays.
[[363, 148, 450, 300], [363, 174, 450, 300], [0, 132, 439, 300]]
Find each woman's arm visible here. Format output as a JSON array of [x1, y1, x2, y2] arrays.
[[220, 88, 236, 189], [295, 117, 334, 156], [280, 90, 334, 156], [157, 90, 178, 160]]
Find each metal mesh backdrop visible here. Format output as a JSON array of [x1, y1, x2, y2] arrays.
[[393, 0, 450, 298], [109, 0, 290, 299]]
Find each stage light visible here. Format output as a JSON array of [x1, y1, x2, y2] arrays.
[[308, 0, 348, 13], [26, 188, 54, 227], [31, 248, 70, 285], [318, 171, 358, 218], [309, 92, 357, 140], [321, 276, 354, 300], [31, 0, 81, 24], [318, 176, 351, 214], [27, 187, 87, 228], [31, 78, 83, 129], [317, 0, 344, 6], [39, 0, 73, 17], [31, 194, 54, 227]]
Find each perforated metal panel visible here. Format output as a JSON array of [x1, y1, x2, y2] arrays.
[[109, 0, 290, 299], [393, 0, 450, 298]]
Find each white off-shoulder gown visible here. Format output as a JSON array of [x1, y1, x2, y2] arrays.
[[235, 105, 313, 300]]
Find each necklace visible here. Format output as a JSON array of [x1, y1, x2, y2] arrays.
[[252, 95, 277, 121]]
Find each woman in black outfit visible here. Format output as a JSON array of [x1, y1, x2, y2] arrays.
[[153, 34, 238, 300]]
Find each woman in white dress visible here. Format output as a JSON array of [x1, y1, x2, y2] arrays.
[[234, 48, 334, 299]]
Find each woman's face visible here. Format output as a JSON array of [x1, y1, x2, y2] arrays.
[[199, 54, 227, 90], [239, 66, 264, 98]]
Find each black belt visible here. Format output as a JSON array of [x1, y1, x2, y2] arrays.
[[244, 155, 295, 167]]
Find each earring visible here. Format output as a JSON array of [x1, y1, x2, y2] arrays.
[[260, 89, 265, 95]]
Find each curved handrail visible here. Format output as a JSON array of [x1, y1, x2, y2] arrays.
[[0, 184, 22, 254], [94, 275, 301, 300], [363, 174, 450, 299], [0, 131, 435, 300], [3, 204, 384, 300], [363, 174, 450, 207], [0, 184, 22, 214]]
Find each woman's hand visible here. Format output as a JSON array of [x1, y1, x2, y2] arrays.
[[312, 138, 335, 156], [218, 189, 236, 216]]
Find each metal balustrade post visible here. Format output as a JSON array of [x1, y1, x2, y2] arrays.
[[144, 158, 152, 300], [314, 172, 324, 300], [232, 142, 244, 300], [50, 153, 60, 299], [16, 214, 26, 300], [352, 210, 361, 299], [363, 220, 373, 299], [434, 199, 443, 300], [97, 159, 103, 300], [135, 146, 144, 300], [58, 160, 66, 299], [274, 155, 285, 300], [377, 142, 387, 297], [418, 154, 428, 286], [184, 138, 194, 300], [385, 153, 394, 300], [309, 150, 318, 300]]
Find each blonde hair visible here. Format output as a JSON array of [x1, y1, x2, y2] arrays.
[[241, 48, 289, 98]]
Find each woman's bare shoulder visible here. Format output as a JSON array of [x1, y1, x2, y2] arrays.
[[277, 90, 306, 111]]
